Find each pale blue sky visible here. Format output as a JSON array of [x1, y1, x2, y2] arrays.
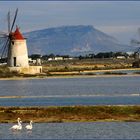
[[0, 1, 140, 45]]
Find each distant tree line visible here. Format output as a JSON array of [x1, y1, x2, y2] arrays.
[[29, 53, 70, 60], [78, 52, 130, 59], [29, 51, 135, 60]]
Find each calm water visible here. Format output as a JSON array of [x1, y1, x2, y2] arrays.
[[0, 76, 140, 106], [0, 77, 140, 140], [0, 122, 140, 139]]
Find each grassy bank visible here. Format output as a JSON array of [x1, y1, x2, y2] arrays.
[[0, 106, 140, 123], [0, 65, 45, 79], [0, 57, 139, 78], [0, 64, 140, 79], [42, 58, 133, 74]]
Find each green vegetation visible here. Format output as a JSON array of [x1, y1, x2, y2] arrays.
[[0, 58, 138, 78], [0, 66, 19, 78], [42, 58, 133, 76], [82, 72, 96, 75], [0, 106, 140, 123], [133, 72, 140, 74], [41, 52, 130, 60], [0, 65, 45, 78], [103, 72, 127, 75]]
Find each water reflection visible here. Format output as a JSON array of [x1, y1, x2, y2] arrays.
[[0, 96, 140, 106], [0, 76, 140, 106], [0, 76, 140, 96]]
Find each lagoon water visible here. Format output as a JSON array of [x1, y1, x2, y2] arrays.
[[0, 76, 140, 106], [0, 122, 140, 139], [0, 76, 140, 139]]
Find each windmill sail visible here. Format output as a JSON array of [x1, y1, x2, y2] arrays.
[[10, 8, 18, 32], [8, 11, 10, 33], [0, 8, 18, 61]]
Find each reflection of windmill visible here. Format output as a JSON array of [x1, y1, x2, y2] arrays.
[[0, 9, 29, 67]]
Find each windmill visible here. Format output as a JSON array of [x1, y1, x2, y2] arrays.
[[0, 9, 42, 74], [130, 28, 140, 59], [0, 9, 18, 62], [131, 28, 140, 67], [0, 9, 29, 67]]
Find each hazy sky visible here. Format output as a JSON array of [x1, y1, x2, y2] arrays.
[[0, 1, 140, 45]]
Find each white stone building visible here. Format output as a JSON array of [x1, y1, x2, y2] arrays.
[[8, 27, 42, 74]]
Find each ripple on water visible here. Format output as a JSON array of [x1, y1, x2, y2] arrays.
[[0, 122, 140, 139]]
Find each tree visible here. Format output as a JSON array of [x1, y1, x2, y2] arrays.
[[29, 54, 41, 60], [95, 52, 114, 58], [42, 55, 48, 60], [48, 53, 55, 58]]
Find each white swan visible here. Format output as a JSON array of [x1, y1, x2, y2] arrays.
[[10, 118, 22, 130], [18, 121, 22, 130], [25, 120, 33, 130]]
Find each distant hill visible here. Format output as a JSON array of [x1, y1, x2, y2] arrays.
[[24, 25, 132, 55]]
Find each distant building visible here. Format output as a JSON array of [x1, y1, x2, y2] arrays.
[[29, 58, 41, 65], [54, 57, 63, 60], [116, 56, 126, 59], [63, 57, 73, 60], [48, 57, 63, 61], [48, 58, 53, 61], [47, 56, 74, 61]]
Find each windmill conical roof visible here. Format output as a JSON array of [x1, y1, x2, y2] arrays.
[[11, 27, 24, 40]]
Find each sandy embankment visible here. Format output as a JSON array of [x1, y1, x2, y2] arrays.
[[0, 68, 140, 80]]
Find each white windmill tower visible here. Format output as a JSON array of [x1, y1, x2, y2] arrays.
[[0, 9, 42, 74], [8, 26, 29, 67]]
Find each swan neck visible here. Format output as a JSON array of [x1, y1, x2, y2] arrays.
[[30, 122, 32, 126], [18, 120, 20, 125]]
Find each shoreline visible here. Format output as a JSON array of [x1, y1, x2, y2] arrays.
[[0, 105, 140, 123], [0, 67, 139, 80], [0, 73, 140, 80], [49, 67, 140, 74]]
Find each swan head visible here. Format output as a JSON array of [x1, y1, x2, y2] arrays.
[[17, 118, 21, 120], [30, 120, 33, 123]]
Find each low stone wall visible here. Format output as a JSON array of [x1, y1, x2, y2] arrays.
[[8, 66, 42, 74]]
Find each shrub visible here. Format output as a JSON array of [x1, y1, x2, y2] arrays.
[[103, 72, 127, 75]]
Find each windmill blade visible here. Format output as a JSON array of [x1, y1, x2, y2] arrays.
[[10, 8, 18, 32], [0, 34, 8, 38], [1, 38, 10, 59], [136, 47, 140, 53], [0, 31, 8, 37], [3, 41, 9, 59], [130, 39, 140, 46], [0, 34, 7, 37], [0, 31, 7, 34], [7, 11, 10, 33]]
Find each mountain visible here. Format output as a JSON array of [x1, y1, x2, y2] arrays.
[[24, 25, 132, 55]]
